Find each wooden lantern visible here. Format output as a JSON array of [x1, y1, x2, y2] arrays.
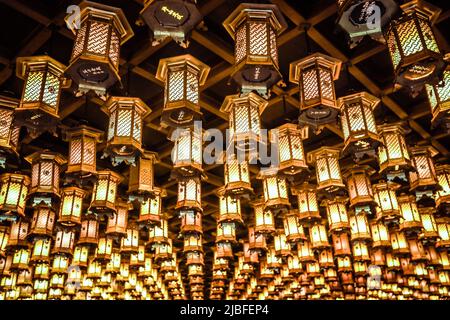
[[6, 220, 29, 249], [216, 241, 233, 259], [52, 230, 76, 256], [223, 3, 287, 96], [176, 176, 202, 211], [104, 97, 151, 165], [384, 0, 444, 93], [370, 222, 391, 248], [0, 173, 30, 218], [308, 146, 345, 193], [419, 207, 439, 240], [170, 126, 203, 177], [291, 183, 321, 223], [322, 197, 350, 233], [78, 219, 99, 246], [217, 187, 243, 224], [65, 1, 134, 97], [426, 63, 450, 126], [58, 187, 86, 226], [283, 212, 306, 243], [89, 170, 123, 214], [28, 205, 55, 239], [248, 226, 268, 253], [409, 145, 438, 191], [0, 96, 20, 164], [14, 56, 69, 136], [120, 223, 140, 254], [332, 233, 351, 256], [343, 166, 376, 208], [106, 200, 130, 237], [352, 241, 371, 261], [128, 151, 159, 201], [436, 220, 450, 248], [398, 195, 423, 232], [309, 222, 330, 249], [373, 181, 401, 221], [436, 164, 450, 208], [216, 222, 236, 244], [390, 231, 410, 255], [180, 210, 202, 235], [224, 155, 252, 196], [349, 213, 371, 242], [251, 199, 275, 234], [290, 53, 342, 127], [377, 123, 412, 174], [257, 169, 290, 209], [156, 54, 209, 128], [147, 218, 169, 247], [30, 239, 51, 263], [184, 234, 203, 253], [138, 187, 165, 226]]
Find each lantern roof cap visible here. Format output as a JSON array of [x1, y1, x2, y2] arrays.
[[400, 0, 441, 24], [104, 96, 152, 118], [377, 121, 411, 135], [409, 145, 439, 157], [96, 169, 124, 183], [16, 55, 71, 88], [24, 150, 67, 166], [289, 52, 342, 84], [256, 166, 282, 179], [62, 124, 103, 142], [66, 0, 134, 44], [0, 95, 19, 109], [223, 3, 287, 39], [320, 196, 349, 206], [342, 165, 376, 179], [156, 54, 210, 85], [0, 172, 31, 184], [140, 150, 160, 163], [61, 186, 87, 196], [337, 91, 381, 111], [372, 180, 401, 190], [220, 92, 268, 114], [307, 146, 341, 164], [291, 182, 317, 194]]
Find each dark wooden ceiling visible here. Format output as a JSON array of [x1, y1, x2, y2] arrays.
[[0, 0, 449, 293]]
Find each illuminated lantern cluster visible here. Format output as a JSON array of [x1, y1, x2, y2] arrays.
[[65, 1, 134, 97]]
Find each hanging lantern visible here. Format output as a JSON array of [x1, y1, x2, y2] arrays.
[[332, 233, 352, 256], [78, 219, 99, 246], [224, 156, 252, 196], [11, 248, 30, 270], [217, 188, 243, 224], [309, 222, 330, 249], [273, 230, 291, 258], [65, 1, 134, 97], [52, 230, 76, 256], [52, 255, 69, 274], [89, 170, 123, 215], [58, 187, 86, 227], [409, 239, 427, 262], [371, 221, 391, 249], [436, 220, 450, 248], [180, 210, 202, 235], [156, 54, 210, 128], [120, 223, 140, 254], [384, 0, 445, 94], [106, 200, 131, 237], [420, 207, 439, 240], [0, 173, 30, 219], [0, 96, 20, 166], [184, 234, 203, 253], [24, 150, 66, 205], [139, 0, 202, 47], [322, 197, 350, 233], [257, 169, 290, 209], [216, 222, 236, 244], [176, 176, 202, 211], [283, 212, 307, 243], [216, 242, 233, 259], [436, 164, 450, 209], [425, 61, 450, 126], [291, 183, 321, 223], [248, 226, 267, 253], [251, 199, 275, 234], [28, 205, 55, 239], [170, 126, 203, 177], [377, 123, 412, 174], [63, 125, 102, 180], [104, 97, 151, 165], [128, 151, 159, 201], [290, 53, 342, 127], [14, 56, 70, 137], [336, 0, 398, 47], [398, 195, 423, 233], [6, 220, 29, 249], [147, 219, 169, 247], [270, 123, 308, 176], [372, 181, 401, 221], [349, 212, 371, 242], [138, 187, 165, 226], [30, 239, 51, 263], [318, 249, 335, 268], [390, 231, 410, 255], [352, 241, 371, 261], [0, 227, 8, 258], [308, 147, 345, 193], [408, 145, 438, 191], [220, 92, 267, 154], [338, 91, 381, 156]]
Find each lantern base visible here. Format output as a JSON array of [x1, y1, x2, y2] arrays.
[[234, 65, 282, 98], [161, 104, 202, 128], [223, 181, 253, 197], [298, 106, 339, 128], [14, 108, 59, 138], [140, 0, 202, 48], [102, 147, 141, 166]]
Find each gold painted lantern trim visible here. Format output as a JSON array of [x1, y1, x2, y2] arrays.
[[308, 146, 345, 193], [65, 1, 134, 97], [0, 173, 30, 218], [89, 170, 123, 214], [385, 0, 444, 93], [223, 3, 287, 96], [15, 56, 69, 137], [290, 53, 342, 127], [104, 96, 151, 165], [156, 54, 209, 128]]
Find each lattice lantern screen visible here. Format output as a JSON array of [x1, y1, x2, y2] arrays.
[[224, 155, 252, 196], [170, 126, 203, 178], [65, 1, 134, 97], [156, 54, 210, 128], [223, 3, 287, 96], [307, 146, 345, 193], [128, 151, 159, 202], [0, 173, 30, 219], [0, 96, 20, 166]]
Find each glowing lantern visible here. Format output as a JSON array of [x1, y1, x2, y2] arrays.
[[385, 0, 444, 94], [216, 242, 233, 259], [221, 92, 267, 155], [128, 151, 159, 201], [291, 183, 321, 222], [63, 125, 102, 180], [170, 126, 203, 177], [52, 255, 69, 274], [138, 187, 165, 226], [216, 222, 236, 244], [106, 200, 130, 237], [336, 0, 398, 47], [78, 219, 99, 246], [270, 123, 308, 175], [309, 223, 330, 249], [120, 224, 140, 254], [224, 156, 252, 195], [390, 231, 409, 255], [223, 3, 287, 96], [408, 145, 438, 191], [30, 239, 51, 263], [436, 220, 450, 248], [290, 53, 342, 127], [184, 234, 203, 253], [58, 187, 86, 226], [273, 230, 291, 257], [426, 62, 450, 126], [332, 233, 351, 256], [436, 165, 450, 208], [147, 219, 169, 247], [319, 249, 335, 268], [349, 213, 371, 242], [25, 150, 66, 203], [377, 123, 411, 173], [0, 96, 20, 165], [352, 241, 371, 261], [419, 207, 438, 240], [409, 239, 427, 261], [139, 0, 202, 47], [373, 181, 401, 221], [217, 188, 243, 224], [370, 222, 391, 248], [28, 205, 55, 238], [257, 170, 290, 209], [104, 97, 151, 165], [65, 1, 134, 97], [322, 197, 350, 233], [283, 212, 306, 243], [248, 226, 267, 253], [180, 210, 202, 235], [0, 227, 8, 257], [343, 166, 376, 208], [398, 195, 423, 232], [156, 54, 209, 128], [251, 199, 275, 234], [6, 220, 28, 249], [308, 147, 345, 192], [14, 56, 69, 136], [176, 176, 201, 211], [89, 170, 123, 214], [52, 230, 76, 256], [0, 173, 30, 218]]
